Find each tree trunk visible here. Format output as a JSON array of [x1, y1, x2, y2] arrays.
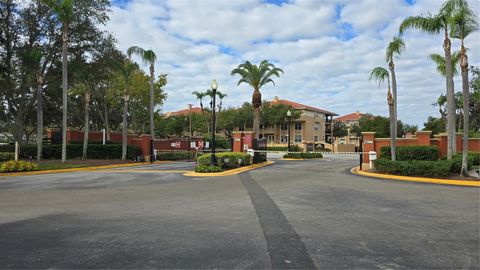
[[389, 60, 398, 161], [460, 44, 469, 175], [252, 89, 261, 139], [82, 89, 90, 160], [387, 89, 396, 161], [36, 75, 43, 161], [104, 103, 110, 141], [61, 23, 68, 163], [149, 64, 155, 139], [122, 91, 128, 160], [444, 30, 456, 160]]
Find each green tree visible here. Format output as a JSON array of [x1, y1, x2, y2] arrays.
[[423, 116, 446, 135], [470, 66, 480, 130], [43, 0, 74, 163], [333, 122, 348, 138], [386, 36, 405, 150], [369, 67, 396, 160], [445, 0, 478, 175], [360, 114, 404, 138], [127, 46, 158, 139], [400, 6, 457, 159], [231, 60, 283, 139]]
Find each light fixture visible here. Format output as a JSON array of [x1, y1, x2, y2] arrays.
[[287, 109, 292, 117], [211, 79, 218, 91]]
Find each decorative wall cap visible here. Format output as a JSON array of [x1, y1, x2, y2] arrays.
[[415, 131, 432, 134], [361, 132, 376, 135]]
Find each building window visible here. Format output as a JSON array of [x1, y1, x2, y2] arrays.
[[281, 124, 288, 130], [267, 135, 274, 141], [281, 135, 288, 143], [295, 122, 302, 130], [314, 136, 319, 142], [314, 124, 320, 131], [295, 135, 302, 142]]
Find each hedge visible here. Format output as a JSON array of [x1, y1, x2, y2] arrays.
[[283, 152, 323, 159], [266, 145, 302, 152], [194, 165, 223, 173], [0, 152, 14, 161], [380, 146, 439, 161], [373, 157, 473, 177], [156, 151, 194, 161], [0, 160, 38, 173], [0, 144, 142, 160], [197, 152, 252, 169]]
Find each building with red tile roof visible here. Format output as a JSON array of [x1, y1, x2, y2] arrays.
[[165, 106, 203, 117]]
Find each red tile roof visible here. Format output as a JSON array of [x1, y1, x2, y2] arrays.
[[334, 111, 364, 122], [167, 107, 203, 117], [270, 97, 338, 116]]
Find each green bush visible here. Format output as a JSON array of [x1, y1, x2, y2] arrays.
[[69, 141, 121, 145], [156, 151, 194, 160], [469, 152, 480, 165], [0, 144, 142, 160], [283, 152, 323, 159], [380, 146, 439, 161], [373, 157, 472, 177], [449, 154, 475, 172], [197, 152, 252, 168], [266, 145, 302, 152], [0, 160, 38, 173], [0, 152, 14, 161], [194, 165, 223, 173]]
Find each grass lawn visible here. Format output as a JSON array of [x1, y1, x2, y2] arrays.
[[37, 163, 89, 171]]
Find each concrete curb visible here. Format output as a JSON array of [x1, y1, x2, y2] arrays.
[[351, 166, 480, 187], [0, 161, 171, 177], [183, 161, 274, 177]]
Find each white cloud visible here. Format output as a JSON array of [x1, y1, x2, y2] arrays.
[[106, 0, 480, 127]]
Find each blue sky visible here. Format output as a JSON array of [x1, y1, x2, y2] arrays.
[[107, 0, 479, 127]]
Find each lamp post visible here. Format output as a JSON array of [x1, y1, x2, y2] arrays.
[[210, 79, 218, 166], [286, 109, 292, 152]]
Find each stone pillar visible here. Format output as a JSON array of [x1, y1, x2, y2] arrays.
[[361, 132, 376, 169], [415, 131, 432, 146], [437, 133, 448, 158]]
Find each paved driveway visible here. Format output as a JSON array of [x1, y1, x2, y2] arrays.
[[0, 158, 478, 269]]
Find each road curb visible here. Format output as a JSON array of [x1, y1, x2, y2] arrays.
[[183, 161, 274, 177], [351, 166, 480, 187], [0, 161, 171, 177]]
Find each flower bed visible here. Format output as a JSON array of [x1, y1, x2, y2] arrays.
[[195, 152, 252, 173], [283, 152, 323, 159]]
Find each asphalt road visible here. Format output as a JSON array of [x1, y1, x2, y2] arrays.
[[0, 157, 478, 269]]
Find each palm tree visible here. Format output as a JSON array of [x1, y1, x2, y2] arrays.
[[192, 90, 210, 133], [43, 0, 74, 163], [231, 60, 283, 139], [112, 59, 137, 160], [127, 46, 157, 139], [400, 9, 456, 159], [78, 65, 95, 160], [215, 91, 227, 133], [370, 67, 396, 160], [445, 0, 478, 175], [385, 36, 405, 161]]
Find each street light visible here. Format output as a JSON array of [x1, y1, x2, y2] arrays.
[[286, 109, 292, 152], [210, 79, 218, 166]]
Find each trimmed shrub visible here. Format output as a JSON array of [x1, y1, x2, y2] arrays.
[[469, 152, 480, 166], [69, 141, 121, 145], [373, 157, 473, 177], [283, 152, 323, 159], [0, 152, 14, 161], [380, 146, 439, 161], [0, 144, 142, 160], [449, 154, 474, 172], [1, 160, 38, 173], [194, 165, 223, 173], [197, 152, 252, 168], [156, 151, 194, 161], [266, 145, 302, 152]]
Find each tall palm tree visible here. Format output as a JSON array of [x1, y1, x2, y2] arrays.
[[127, 46, 157, 139], [370, 67, 396, 160], [215, 91, 227, 133], [78, 65, 95, 161], [43, 0, 74, 163], [385, 36, 405, 160], [231, 60, 283, 139], [112, 59, 137, 160], [445, 0, 478, 175], [400, 10, 456, 159], [192, 90, 210, 133]]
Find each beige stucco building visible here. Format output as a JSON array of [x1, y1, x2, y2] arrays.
[[333, 111, 364, 148], [259, 96, 338, 150]]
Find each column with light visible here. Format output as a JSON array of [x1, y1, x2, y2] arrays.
[[210, 79, 218, 166], [287, 109, 292, 152]]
